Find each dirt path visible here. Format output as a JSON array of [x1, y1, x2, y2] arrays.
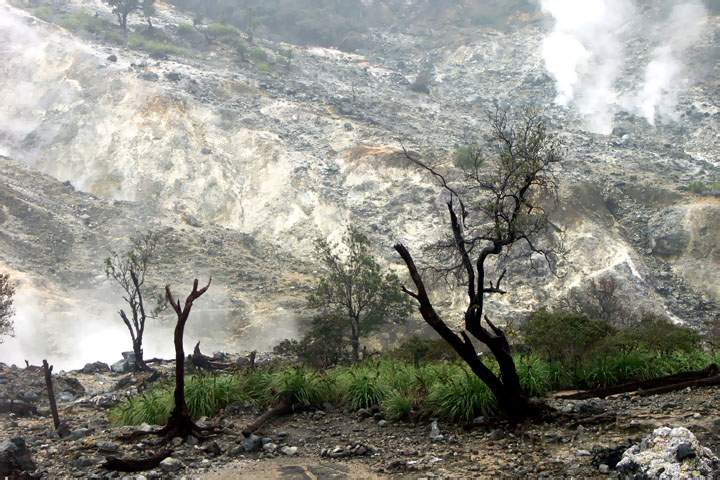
[[203, 457, 386, 479]]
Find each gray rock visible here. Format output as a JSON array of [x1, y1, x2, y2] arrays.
[[107, 54, 117, 62], [243, 434, 262, 453], [80, 361, 110, 374], [0, 437, 36, 475], [68, 428, 92, 440], [616, 427, 720, 479], [159, 457, 182, 472]]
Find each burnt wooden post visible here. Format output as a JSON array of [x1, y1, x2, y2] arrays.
[[42, 359, 60, 430]]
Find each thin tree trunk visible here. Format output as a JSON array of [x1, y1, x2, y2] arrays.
[[42, 360, 60, 431]]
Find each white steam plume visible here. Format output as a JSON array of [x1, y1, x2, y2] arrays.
[[540, 0, 708, 133], [635, 1, 708, 124]]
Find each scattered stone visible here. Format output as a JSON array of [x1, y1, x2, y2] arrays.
[[262, 443, 277, 453], [429, 420, 442, 441], [280, 446, 298, 456], [243, 434, 262, 453]]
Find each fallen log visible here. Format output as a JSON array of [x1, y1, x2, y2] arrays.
[[103, 450, 173, 472], [558, 363, 720, 400], [637, 374, 720, 397], [242, 395, 292, 437], [191, 342, 234, 371]]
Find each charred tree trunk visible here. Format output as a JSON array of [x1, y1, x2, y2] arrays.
[[132, 339, 147, 372], [349, 318, 360, 362], [157, 278, 211, 440], [42, 360, 61, 431]]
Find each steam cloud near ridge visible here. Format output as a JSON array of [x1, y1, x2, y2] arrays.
[[540, 0, 708, 134]]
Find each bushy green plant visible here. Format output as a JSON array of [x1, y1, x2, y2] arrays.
[[453, 144, 482, 170], [176, 22, 196, 36], [128, 33, 191, 56], [338, 370, 388, 410], [382, 390, 414, 420], [391, 335, 458, 365], [206, 22, 241, 38], [426, 368, 498, 422], [599, 314, 701, 354], [271, 368, 328, 407], [523, 310, 615, 363]]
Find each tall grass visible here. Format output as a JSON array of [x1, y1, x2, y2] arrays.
[[110, 350, 720, 426]]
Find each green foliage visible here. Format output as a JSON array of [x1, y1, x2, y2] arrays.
[[206, 22, 242, 39], [176, 23, 196, 36], [453, 144, 482, 170], [336, 368, 388, 410], [273, 314, 351, 368], [309, 226, 412, 361], [271, 368, 329, 407], [688, 180, 720, 195], [249, 46, 268, 62], [598, 314, 701, 355], [111, 347, 720, 426], [382, 390, 414, 420], [391, 335, 458, 365], [523, 310, 616, 363], [427, 368, 498, 422], [127, 33, 191, 56]]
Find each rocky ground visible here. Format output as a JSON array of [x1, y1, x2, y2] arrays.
[[2, 361, 720, 479]]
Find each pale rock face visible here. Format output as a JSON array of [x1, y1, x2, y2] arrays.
[[616, 427, 720, 479], [0, 0, 718, 366]]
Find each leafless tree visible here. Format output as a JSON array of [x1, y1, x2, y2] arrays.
[[105, 231, 164, 371], [0, 273, 15, 342], [162, 278, 211, 440], [394, 107, 564, 419], [559, 275, 630, 326]]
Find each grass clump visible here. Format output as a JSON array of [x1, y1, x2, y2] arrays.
[[128, 33, 191, 57], [426, 367, 498, 422], [271, 368, 329, 407]]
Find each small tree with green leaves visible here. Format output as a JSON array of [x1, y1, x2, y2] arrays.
[[0, 273, 15, 342], [309, 226, 412, 362], [105, 231, 164, 371], [104, 0, 154, 31]]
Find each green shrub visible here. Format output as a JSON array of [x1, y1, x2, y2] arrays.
[[338, 369, 388, 410], [426, 367, 498, 422], [600, 314, 701, 354], [523, 310, 615, 363], [207, 22, 241, 39], [176, 22, 196, 36], [391, 335, 458, 365], [128, 33, 191, 57], [250, 46, 268, 62], [110, 374, 245, 426], [382, 390, 414, 420], [453, 144, 482, 170], [271, 368, 328, 407]]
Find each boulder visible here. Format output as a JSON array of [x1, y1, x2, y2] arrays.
[[111, 352, 137, 373], [0, 437, 36, 476], [80, 361, 110, 374], [616, 427, 720, 479]]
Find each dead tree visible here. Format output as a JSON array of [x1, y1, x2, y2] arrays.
[[42, 360, 61, 432], [159, 278, 211, 440], [395, 108, 564, 420], [105, 231, 163, 371]]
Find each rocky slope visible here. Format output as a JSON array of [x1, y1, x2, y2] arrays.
[[0, 0, 718, 366]]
